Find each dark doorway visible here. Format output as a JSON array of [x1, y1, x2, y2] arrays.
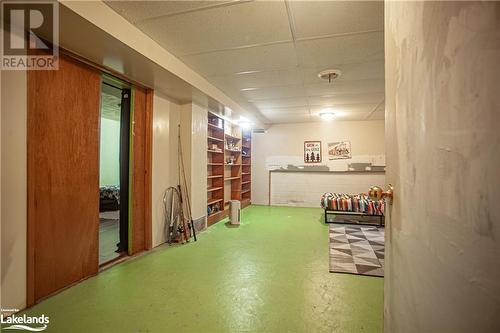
[[98, 76, 131, 265]]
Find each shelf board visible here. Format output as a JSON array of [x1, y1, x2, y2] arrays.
[[207, 198, 223, 205], [208, 123, 223, 131], [225, 176, 240, 181], [208, 136, 224, 142], [225, 164, 241, 166], [225, 133, 241, 141], [207, 187, 223, 192], [242, 181, 251, 185], [242, 172, 250, 175], [207, 175, 223, 179], [242, 155, 251, 158], [208, 163, 223, 166], [242, 189, 251, 194], [207, 149, 224, 154], [225, 149, 241, 153], [242, 163, 251, 166], [207, 210, 224, 218]]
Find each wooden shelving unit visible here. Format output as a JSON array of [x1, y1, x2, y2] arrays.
[[224, 120, 242, 214], [241, 129, 252, 208], [207, 113, 225, 225], [207, 111, 252, 226]]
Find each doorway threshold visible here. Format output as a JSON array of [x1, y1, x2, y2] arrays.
[[98, 252, 128, 271]]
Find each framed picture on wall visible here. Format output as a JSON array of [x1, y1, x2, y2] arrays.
[[328, 141, 352, 160], [304, 141, 322, 163]]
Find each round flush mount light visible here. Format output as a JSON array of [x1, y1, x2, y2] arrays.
[[318, 69, 342, 83], [239, 121, 252, 129], [237, 116, 253, 129], [318, 109, 335, 121]]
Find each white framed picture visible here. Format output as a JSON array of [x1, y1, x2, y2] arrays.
[[304, 141, 322, 163]]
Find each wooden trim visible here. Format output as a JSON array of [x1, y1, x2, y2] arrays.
[[144, 89, 154, 250], [130, 86, 153, 254], [27, 77, 35, 307]]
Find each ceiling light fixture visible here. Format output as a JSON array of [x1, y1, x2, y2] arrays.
[[240, 87, 258, 91], [319, 109, 335, 121], [239, 121, 252, 129], [237, 116, 253, 129]]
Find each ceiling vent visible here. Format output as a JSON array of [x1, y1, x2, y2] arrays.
[[318, 69, 342, 83], [252, 128, 266, 134]]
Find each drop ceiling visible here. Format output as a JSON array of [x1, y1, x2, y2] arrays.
[[101, 84, 122, 121], [105, 1, 385, 124]]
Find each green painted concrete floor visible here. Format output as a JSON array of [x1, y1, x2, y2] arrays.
[[20, 206, 383, 333]]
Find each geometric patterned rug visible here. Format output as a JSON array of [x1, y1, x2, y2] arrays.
[[329, 224, 385, 277]]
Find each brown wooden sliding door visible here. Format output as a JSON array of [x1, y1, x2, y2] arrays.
[[27, 54, 101, 304]]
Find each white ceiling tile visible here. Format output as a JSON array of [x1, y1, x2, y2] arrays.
[[307, 93, 384, 106], [209, 68, 302, 90], [305, 79, 385, 96], [240, 84, 306, 100], [105, 1, 230, 24], [261, 106, 310, 116], [289, 1, 384, 39], [368, 110, 385, 120], [335, 112, 371, 121], [181, 42, 297, 77], [295, 32, 384, 68], [250, 97, 309, 109], [101, 89, 121, 121], [301, 60, 385, 85], [136, 1, 292, 55], [265, 114, 312, 123], [310, 104, 378, 115]]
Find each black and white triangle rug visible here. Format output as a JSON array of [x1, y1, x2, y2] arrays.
[[329, 224, 384, 277]]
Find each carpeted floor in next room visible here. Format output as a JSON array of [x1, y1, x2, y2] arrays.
[[19, 206, 383, 333]]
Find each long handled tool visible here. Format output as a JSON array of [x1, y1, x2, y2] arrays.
[[177, 125, 197, 241]]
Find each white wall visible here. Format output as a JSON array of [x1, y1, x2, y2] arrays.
[[252, 121, 385, 206], [180, 103, 208, 226], [190, 104, 208, 221], [151, 93, 180, 247], [1, 70, 27, 311], [385, 2, 500, 332], [271, 172, 385, 207]]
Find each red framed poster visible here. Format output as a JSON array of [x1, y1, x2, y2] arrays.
[[304, 141, 322, 163]]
